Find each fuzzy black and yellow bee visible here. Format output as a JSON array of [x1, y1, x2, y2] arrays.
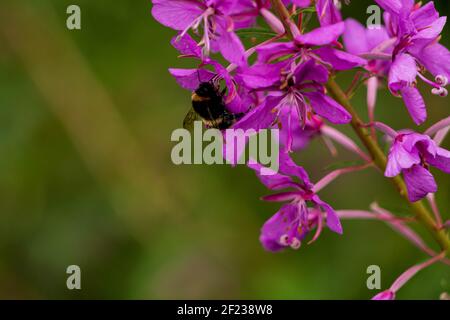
[[183, 80, 244, 130]]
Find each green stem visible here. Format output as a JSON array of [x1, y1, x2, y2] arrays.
[[270, 0, 294, 38], [326, 78, 450, 256]]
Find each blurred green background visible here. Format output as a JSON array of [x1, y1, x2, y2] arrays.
[[0, 0, 448, 299]]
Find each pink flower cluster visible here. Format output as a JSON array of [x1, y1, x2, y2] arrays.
[[151, 0, 450, 299]]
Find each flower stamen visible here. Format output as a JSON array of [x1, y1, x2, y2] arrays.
[[417, 73, 448, 97], [279, 234, 290, 246], [290, 237, 301, 249]]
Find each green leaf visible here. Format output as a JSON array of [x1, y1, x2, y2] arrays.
[[291, 6, 317, 21], [235, 27, 278, 39], [295, 6, 317, 15]]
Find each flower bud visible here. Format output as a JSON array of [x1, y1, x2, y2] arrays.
[[260, 8, 285, 35]]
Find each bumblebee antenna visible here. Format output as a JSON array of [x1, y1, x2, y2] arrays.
[[196, 69, 202, 84]]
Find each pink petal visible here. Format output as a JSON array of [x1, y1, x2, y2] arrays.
[[151, 0, 203, 31], [313, 195, 343, 234], [237, 62, 286, 90], [295, 22, 345, 46], [343, 19, 369, 55], [213, 0, 240, 14], [401, 132, 435, 155], [410, 43, 450, 80], [366, 26, 391, 51], [427, 147, 450, 174], [232, 95, 281, 131], [248, 162, 293, 190], [256, 42, 296, 63], [372, 290, 395, 300], [261, 192, 298, 202], [385, 141, 421, 177], [293, 59, 329, 84], [216, 23, 246, 66], [374, 0, 402, 13], [313, 47, 367, 71], [305, 91, 352, 124], [388, 53, 417, 92], [168, 68, 215, 90], [278, 152, 312, 188], [410, 2, 439, 30], [259, 203, 305, 252], [414, 17, 446, 40], [171, 33, 202, 57], [403, 165, 437, 202], [401, 86, 427, 125], [315, 0, 342, 26]]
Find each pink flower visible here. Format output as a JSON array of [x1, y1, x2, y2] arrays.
[[376, 0, 450, 124], [385, 131, 450, 202], [235, 59, 351, 152], [249, 153, 343, 252]]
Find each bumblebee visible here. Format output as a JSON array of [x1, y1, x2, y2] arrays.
[[183, 81, 244, 130]]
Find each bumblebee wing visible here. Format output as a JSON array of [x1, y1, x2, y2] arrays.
[[183, 108, 200, 130]]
